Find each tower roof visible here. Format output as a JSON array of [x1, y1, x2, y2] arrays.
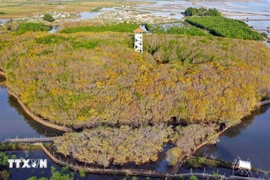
[[133, 27, 144, 33]]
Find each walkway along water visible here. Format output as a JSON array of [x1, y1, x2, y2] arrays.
[[3, 137, 55, 143], [9, 142, 259, 180], [7, 90, 73, 132], [170, 100, 270, 175], [0, 70, 73, 132], [2, 70, 270, 178]]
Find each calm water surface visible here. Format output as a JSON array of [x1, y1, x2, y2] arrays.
[[0, 77, 62, 142], [0, 77, 167, 179], [197, 105, 270, 170], [1, 1, 270, 178]]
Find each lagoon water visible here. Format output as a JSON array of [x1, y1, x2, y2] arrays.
[[0, 77, 167, 179], [197, 105, 270, 170], [0, 79, 62, 142], [2, 75, 270, 178], [1, 0, 270, 178]]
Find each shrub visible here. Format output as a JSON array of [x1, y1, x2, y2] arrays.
[[72, 39, 99, 49], [36, 35, 68, 44], [261, 32, 269, 38], [0, 170, 10, 180], [189, 175, 198, 180], [17, 23, 50, 34], [43, 14, 55, 22], [91, 7, 102, 12], [166, 147, 183, 165], [79, 170, 86, 178]]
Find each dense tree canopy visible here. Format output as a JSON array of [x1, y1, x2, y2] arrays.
[[184, 7, 221, 17], [54, 125, 173, 167], [1, 25, 270, 168], [16, 22, 50, 34], [0, 32, 269, 129], [186, 16, 263, 40]]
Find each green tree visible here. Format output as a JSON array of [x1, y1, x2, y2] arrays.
[[189, 175, 198, 180], [11, 154, 16, 159], [198, 157, 206, 164], [179, 174, 184, 180], [205, 8, 221, 16], [17, 22, 49, 34], [79, 170, 86, 178], [51, 171, 72, 180], [0, 153, 8, 166], [61, 166, 69, 174], [43, 14, 55, 22], [261, 32, 268, 38], [212, 171, 219, 180], [197, 8, 207, 16], [166, 147, 183, 166], [184, 7, 198, 16], [27, 177, 38, 180], [51, 166, 56, 174]]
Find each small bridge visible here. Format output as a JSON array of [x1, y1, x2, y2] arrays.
[[3, 137, 55, 143]]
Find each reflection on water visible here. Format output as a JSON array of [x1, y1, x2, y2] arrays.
[[0, 76, 168, 179], [197, 105, 270, 170], [8, 150, 136, 180], [0, 83, 62, 142], [49, 26, 59, 34], [78, 12, 103, 20]]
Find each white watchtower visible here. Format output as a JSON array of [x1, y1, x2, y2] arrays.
[[134, 27, 144, 53]]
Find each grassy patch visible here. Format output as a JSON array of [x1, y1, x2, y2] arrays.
[[36, 35, 69, 44], [91, 7, 102, 12], [60, 22, 138, 34], [186, 16, 263, 40], [72, 39, 99, 49], [153, 26, 209, 37], [17, 22, 50, 34]]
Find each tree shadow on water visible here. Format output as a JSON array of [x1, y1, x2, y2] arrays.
[[7, 95, 63, 137]]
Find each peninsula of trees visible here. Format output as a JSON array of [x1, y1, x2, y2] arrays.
[[0, 20, 270, 167]]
